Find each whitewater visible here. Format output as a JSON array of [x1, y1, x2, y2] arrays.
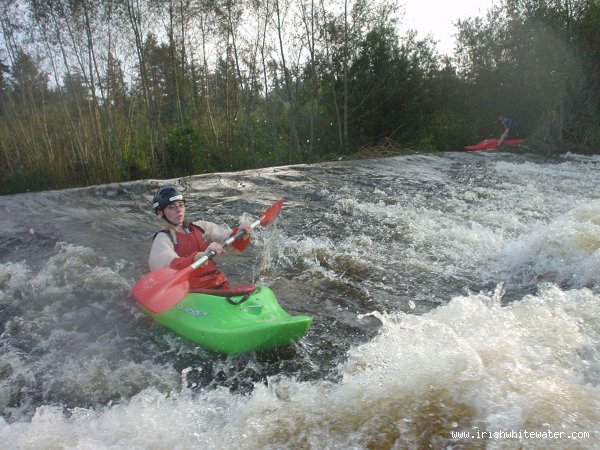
[[1, 150, 599, 448]]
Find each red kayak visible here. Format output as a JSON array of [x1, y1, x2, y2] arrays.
[[465, 138, 525, 151]]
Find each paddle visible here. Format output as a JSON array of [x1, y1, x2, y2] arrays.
[[132, 198, 284, 313]]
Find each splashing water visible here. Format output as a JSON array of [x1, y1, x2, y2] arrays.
[[1, 151, 600, 447]]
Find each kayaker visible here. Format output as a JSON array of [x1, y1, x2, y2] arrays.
[[148, 185, 252, 289], [496, 116, 517, 147]]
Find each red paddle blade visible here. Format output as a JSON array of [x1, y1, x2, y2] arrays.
[[259, 198, 284, 227], [131, 266, 193, 313]]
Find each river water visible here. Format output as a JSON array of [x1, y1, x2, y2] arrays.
[[1, 150, 599, 448]]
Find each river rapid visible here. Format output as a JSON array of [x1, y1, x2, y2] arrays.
[[1, 150, 600, 448]]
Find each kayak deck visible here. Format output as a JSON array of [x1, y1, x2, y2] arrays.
[[141, 285, 312, 354]]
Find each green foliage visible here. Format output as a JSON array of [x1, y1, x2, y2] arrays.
[[10, 50, 49, 102], [0, 0, 599, 194], [455, 0, 599, 145], [157, 125, 214, 178]]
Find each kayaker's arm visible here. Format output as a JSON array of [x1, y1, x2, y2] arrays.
[[497, 128, 509, 147], [193, 220, 251, 253]]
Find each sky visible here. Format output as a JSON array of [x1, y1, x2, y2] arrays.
[[401, 0, 497, 55]]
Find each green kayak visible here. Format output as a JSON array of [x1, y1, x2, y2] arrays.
[[140, 284, 312, 354]]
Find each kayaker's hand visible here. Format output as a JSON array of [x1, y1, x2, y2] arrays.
[[204, 242, 224, 257], [238, 223, 251, 240], [193, 251, 207, 265]]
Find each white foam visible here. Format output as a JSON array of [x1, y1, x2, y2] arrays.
[[501, 200, 600, 288], [3, 153, 600, 447], [1, 285, 598, 448]]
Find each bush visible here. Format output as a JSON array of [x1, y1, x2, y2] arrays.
[[156, 125, 213, 177]]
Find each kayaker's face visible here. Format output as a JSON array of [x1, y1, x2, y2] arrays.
[[162, 201, 185, 225]]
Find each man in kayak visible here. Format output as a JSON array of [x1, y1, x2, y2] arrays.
[[148, 185, 252, 289], [496, 116, 517, 147]]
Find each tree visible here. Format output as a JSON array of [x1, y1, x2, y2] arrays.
[[0, 55, 8, 104], [453, 1, 585, 142], [10, 49, 49, 101]]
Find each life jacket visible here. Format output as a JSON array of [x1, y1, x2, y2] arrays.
[[159, 223, 228, 289]]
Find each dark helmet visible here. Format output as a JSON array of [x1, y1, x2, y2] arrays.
[[152, 185, 184, 213]]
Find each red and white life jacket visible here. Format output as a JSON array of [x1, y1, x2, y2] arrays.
[[161, 224, 228, 289]]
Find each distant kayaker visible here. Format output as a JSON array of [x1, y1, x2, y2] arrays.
[[496, 116, 518, 147], [148, 185, 252, 289]]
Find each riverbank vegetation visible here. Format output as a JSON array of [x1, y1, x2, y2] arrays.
[[1, 0, 599, 194]]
